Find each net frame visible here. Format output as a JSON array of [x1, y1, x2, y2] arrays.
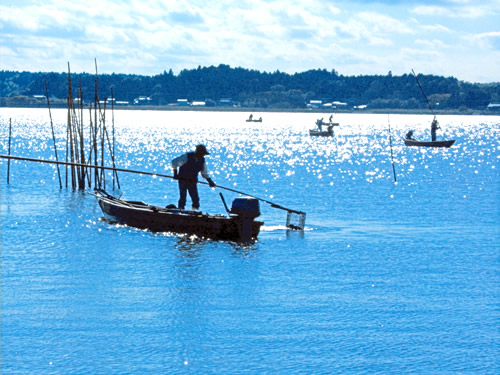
[[286, 211, 306, 230]]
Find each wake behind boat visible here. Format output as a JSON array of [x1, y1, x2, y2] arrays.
[[94, 189, 263, 242]]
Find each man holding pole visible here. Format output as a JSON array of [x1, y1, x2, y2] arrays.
[[431, 118, 440, 141], [172, 144, 216, 210]]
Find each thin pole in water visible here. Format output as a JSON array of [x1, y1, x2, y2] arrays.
[[44, 80, 62, 189], [111, 87, 116, 190], [7, 118, 12, 184], [388, 115, 397, 183]]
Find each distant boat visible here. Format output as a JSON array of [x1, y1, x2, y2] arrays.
[[309, 128, 334, 137], [404, 138, 456, 148], [309, 117, 339, 137], [246, 115, 262, 122], [406, 70, 456, 148]]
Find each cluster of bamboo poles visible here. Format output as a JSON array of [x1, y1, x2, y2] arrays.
[[43, 61, 120, 191]]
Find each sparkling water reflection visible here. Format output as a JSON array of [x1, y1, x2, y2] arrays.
[[1, 108, 499, 373]]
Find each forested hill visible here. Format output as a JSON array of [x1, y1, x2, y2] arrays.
[[1, 65, 499, 111]]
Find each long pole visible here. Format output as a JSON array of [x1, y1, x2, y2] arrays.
[[0, 154, 305, 215], [387, 115, 397, 183], [97, 104, 120, 189], [65, 113, 69, 188], [411, 69, 435, 118], [44, 80, 62, 189], [110, 88, 120, 189], [111, 88, 116, 190], [78, 80, 86, 189], [67, 63, 76, 189]]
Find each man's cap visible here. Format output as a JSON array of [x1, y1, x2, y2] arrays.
[[195, 144, 209, 155]]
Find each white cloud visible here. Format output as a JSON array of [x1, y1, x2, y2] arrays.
[[0, 5, 40, 31], [417, 23, 452, 34], [0, 0, 499, 82], [414, 39, 450, 50], [357, 12, 414, 35], [412, 6, 454, 17], [465, 31, 500, 50], [0, 45, 16, 58], [411, 3, 496, 18]]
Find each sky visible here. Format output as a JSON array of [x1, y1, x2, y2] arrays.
[[1, 0, 499, 83]]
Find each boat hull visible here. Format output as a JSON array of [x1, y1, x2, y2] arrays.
[[309, 122, 339, 137], [95, 190, 263, 241], [309, 129, 333, 137], [404, 139, 455, 148]]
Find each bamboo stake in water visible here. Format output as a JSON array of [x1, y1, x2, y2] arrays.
[[65, 110, 69, 188], [78, 79, 87, 188], [7, 118, 12, 184], [94, 58, 103, 189], [87, 103, 96, 188], [44, 80, 62, 189], [67, 63, 76, 189], [67, 62, 86, 190], [70, 90, 84, 189], [388, 115, 397, 183], [110, 87, 120, 190], [97, 96, 121, 190], [93, 72, 101, 189], [93, 92, 100, 189], [100, 100, 106, 190]]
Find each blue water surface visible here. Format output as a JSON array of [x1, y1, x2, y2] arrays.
[[1, 108, 499, 374]]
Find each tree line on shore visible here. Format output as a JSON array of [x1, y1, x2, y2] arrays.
[[0, 65, 498, 111]]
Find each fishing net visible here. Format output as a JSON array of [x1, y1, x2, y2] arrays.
[[286, 210, 306, 230]]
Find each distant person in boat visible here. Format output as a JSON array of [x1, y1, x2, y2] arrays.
[[431, 119, 440, 141], [249, 114, 253, 120], [406, 130, 415, 140], [316, 118, 324, 130], [172, 144, 216, 210], [329, 114, 333, 123]]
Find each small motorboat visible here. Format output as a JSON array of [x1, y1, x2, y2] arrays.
[[94, 189, 264, 242], [404, 138, 456, 148]]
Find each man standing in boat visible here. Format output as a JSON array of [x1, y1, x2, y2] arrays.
[[316, 118, 324, 131], [172, 144, 216, 210], [431, 118, 440, 141]]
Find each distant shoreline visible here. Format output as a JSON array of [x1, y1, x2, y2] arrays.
[[0, 103, 497, 116]]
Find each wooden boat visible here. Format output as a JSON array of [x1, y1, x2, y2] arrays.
[[246, 117, 262, 122], [94, 189, 264, 242], [309, 122, 339, 137], [406, 70, 456, 149], [309, 128, 333, 137], [404, 138, 455, 148]]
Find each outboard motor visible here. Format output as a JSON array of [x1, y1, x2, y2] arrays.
[[231, 197, 260, 218], [230, 197, 260, 241]]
